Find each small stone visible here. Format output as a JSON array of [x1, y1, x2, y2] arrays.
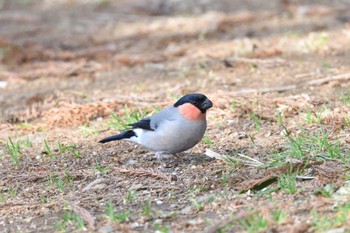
[[156, 200, 163, 205], [98, 225, 114, 233], [197, 195, 211, 203], [126, 159, 138, 165], [180, 206, 192, 215], [130, 183, 143, 190], [0, 81, 7, 89], [171, 175, 177, 181], [153, 219, 162, 224], [131, 222, 140, 229], [188, 219, 202, 225], [91, 184, 106, 190], [325, 228, 344, 233]]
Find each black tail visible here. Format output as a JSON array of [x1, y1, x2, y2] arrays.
[[99, 130, 136, 143]]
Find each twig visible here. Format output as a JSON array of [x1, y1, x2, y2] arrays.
[[114, 167, 171, 182], [225, 56, 286, 68], [307, 73, 350, 86], [130, 185, 180, 191], [296, 175, 315, 180], [205, 149, 225, 160], [238, 153, 264, 166], [69, 202, 96, 230], [0, 202, 58, 212], [82, 178, 107, 192], [205, 149, 264, 167], [234, 85, 296, 94]]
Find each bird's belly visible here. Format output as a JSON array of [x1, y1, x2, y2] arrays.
[[139, 120, 206, 154]]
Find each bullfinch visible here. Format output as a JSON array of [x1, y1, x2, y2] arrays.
[[99, 93, 213, 155]]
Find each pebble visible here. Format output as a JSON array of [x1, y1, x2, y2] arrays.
[[130, 183, 143, 190], [98, 225, 114, 233], [131, 222, 140, 229], [0, 81, 7, 89], [180, 206, 192, 215], [126, 159, 138, 165], [156, 200, 163, 205], [153, 219, 162, 224]]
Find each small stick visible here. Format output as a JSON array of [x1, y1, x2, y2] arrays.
[[307, 73, 350, 86], [234, 85, 296, 94], [69, 202, 96, 230]]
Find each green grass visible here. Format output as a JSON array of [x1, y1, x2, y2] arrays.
[[191, 195, 216, 212], [43, 140, 81, 158], [48, 174, 74, 193], [95, 160, 110, 175], [278, 173, 298, 194], [339, 92, 350, 106], [191, 198, 203, 211], [222, 153, 240, 167], [343, 117, 350, 127], [269, 127, 348, 166], [80, 123, 99, 137], [56, 141, 81, 158], [231, 100, 237, 112], [2, 137, 36, 164], [104, 200, 129, 223], [123, 190, 138, 204], [43, 139, 54, 158], [21, 137, 32, 148], [141, 200, 152, 217], [108, 106, 150, 130], [220, 151, 263, 168], [56, 209, 85, 231], [6, 137, 21, 165], [239, 212, 268, 233], [202, 135, 214, 148], [303, 107, 324, 125], [305, 32, 329, 52], [276, 110, 284, 126], [314, 183, 335, 198], [153, 223, 170, 233], [272, 209, 288, 223], [220, 173, 228, 187], [248, 113, 261, 131], [312, 202, 350, 232], [0, 186, 18, 202]]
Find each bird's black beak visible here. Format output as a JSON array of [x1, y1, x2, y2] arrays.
[[202, 98, 213, 110]]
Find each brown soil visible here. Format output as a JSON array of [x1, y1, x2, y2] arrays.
[[1, 0, 350, 232]]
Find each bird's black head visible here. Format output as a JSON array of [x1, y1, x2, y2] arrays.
[[174, 93, 213, 113]]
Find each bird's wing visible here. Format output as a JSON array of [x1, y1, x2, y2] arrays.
[[128, 107, 177, 131], [128, 118, 154, 131]]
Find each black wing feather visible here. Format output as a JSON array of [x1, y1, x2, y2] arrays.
[[128, 119, 154, 131]]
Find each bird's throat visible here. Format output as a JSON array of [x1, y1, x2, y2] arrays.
[[178, 103, 206, 121]]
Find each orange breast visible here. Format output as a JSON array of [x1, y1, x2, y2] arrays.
[[178, 103, 206, 121]]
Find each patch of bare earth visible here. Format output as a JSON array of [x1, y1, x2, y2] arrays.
[[1, 0, 350, 232]]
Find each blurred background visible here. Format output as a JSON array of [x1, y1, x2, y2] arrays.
[[0, 0, 349, 128]]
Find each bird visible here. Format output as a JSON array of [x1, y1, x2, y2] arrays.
[[99, 93, 213, 157]]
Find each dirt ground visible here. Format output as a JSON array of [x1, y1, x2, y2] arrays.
[[1, 0, 350, 232]]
